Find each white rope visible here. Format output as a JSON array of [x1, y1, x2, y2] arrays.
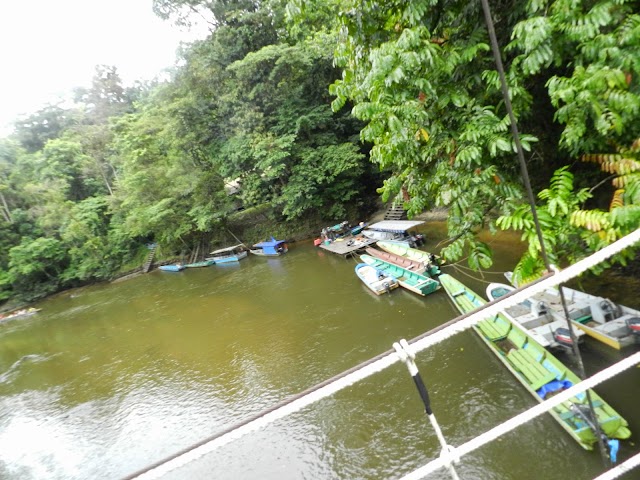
[[397, 351, 640, 480], [129, 228, 640, 480], [592, 452, 640, 480]]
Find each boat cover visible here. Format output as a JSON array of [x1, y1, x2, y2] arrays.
[[365, 220, 425, 233], [253, 237, 287, 255]]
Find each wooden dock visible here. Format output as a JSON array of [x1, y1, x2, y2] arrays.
[[317, 237, 377, 257]]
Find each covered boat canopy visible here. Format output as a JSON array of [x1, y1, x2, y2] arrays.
[[365, 220, 424, 233], [209, 244, 246, 255], [252, 237, 287, 255]]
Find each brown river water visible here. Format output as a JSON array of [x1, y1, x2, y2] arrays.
[[0, 222, 638, 480]]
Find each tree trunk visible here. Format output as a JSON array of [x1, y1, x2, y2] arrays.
[[0, 191, 12, 223]]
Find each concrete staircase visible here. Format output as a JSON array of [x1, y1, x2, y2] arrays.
[[383, 204, 407, 221], [142, 245, 158, 273]]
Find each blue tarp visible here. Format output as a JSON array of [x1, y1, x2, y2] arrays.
[[536, 380, 572, 399], [253, 236, 287, 255]]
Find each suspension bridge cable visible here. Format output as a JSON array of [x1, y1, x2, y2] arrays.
[[123, 228, 640, 480], [397, 351, 640, 480], [478, 0, 615, 465]]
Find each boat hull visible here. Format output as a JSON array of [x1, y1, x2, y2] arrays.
[[486, 282, 586, 350], [440, 273, 631, 449], [365, 247, 426, 274], [184, 260, 216, 268], [159, 265, 185, 272], [502, 273, 638, 350], [355, 264, 399, 295], [249, 248, 287, 257], [360, 255, 440, 296], [376, 241, 441, 277]]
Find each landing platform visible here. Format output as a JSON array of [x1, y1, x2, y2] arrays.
[[318, 237, 377, 257]]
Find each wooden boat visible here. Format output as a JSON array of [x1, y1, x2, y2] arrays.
[[376, 241, 442, 277], [159, 264, 185, 272], [207, 244, 248, 264], [250, 237, 288, 256], [486, 282, 586, 351], [360, 255, 440, 296], [354, 263, 399, 295], [504, 272, 640, 350], [365, 247, 427, 274], [184, 259, 216, 268], [439, 273, 631, 450]]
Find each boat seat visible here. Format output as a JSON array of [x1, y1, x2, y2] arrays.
[[507, 328, 527, 348], [574, 315, 592, 324], [477, 318, 511, 341], [507, 349, 557, 390], [523, 342, 546, 362], [558, 401, 604, 420], [541, 359, 566, 380], [452, 290, 466, 297]]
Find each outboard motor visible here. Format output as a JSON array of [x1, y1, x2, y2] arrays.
[[553, 327, 574, 349], [532, 301, 548, 316], [626, 316, 640, 339], [599, 300, 618, 322]]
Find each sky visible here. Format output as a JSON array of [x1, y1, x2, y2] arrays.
[[0, 0, 209, 136]]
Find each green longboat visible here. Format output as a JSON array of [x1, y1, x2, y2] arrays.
[[360, 254, 440, 296], [376, 241, 442, 277], [439, 273, 631, 450], [184, 259, 216, 268]]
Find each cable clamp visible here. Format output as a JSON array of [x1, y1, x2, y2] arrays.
[[393, 338, 418, 376], [440, 444, 461, 466]]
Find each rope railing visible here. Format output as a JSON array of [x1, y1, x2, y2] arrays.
[[124, 228, 640, 480], [592, 452, 640, 480], [397, 351, 640, 480]]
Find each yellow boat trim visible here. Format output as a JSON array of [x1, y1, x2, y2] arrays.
[[574, 323, 622, 350]]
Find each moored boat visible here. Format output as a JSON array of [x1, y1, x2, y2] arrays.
[[486, 282, 586, 351], [376, 241, 442, 277], [361, 220, 425, 248], [250, 237, 288, 256], [504, 272, 639, 350], [360, 255, 440, 296], [207, 244, 248, 263], [365, 247, 426, 274], [159, 264, 185, 272], [184, 259, 216, 268], [354, 263, 399, 295], [439, 273, 631, 451]]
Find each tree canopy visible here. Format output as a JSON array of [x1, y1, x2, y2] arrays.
[[1, 0, 638, 303]]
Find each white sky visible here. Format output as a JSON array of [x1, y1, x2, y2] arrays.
[[0, 0, 209, 136]]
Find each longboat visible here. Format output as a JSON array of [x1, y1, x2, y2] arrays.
[[207, 244, 248, 264], [376, 241, 442, 277], [184, 259, 216, 268], [158, 264, 185, 272], [354, 263, 399, 295], [439, 273, 631, 450], [360, 254, 440, 296], [364, 247, 427, 275]]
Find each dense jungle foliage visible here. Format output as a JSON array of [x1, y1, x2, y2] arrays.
[[0, 0, 639, 304]]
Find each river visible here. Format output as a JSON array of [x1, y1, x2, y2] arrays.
[[0, 222, 638, 480]]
